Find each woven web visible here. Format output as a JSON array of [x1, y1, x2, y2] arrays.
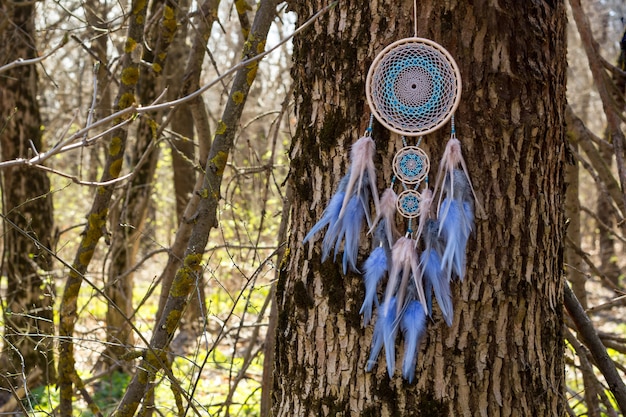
[[396, 189, 422, 219], [367, 38, 460, 136], [392, 146, 430, 185]]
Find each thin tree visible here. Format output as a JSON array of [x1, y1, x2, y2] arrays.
[[0, 0, 57, 396], [103, 0, 178, 368], [56, 0, 149, 412]]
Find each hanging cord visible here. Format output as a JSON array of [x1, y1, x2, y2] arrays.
[[365, 114, 374, 136], [413, 0, 418, 37], [450, 114, 456, 138]]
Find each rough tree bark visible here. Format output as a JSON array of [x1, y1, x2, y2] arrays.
[[0, 0, 56, 394], [274, 1, 566, 416]]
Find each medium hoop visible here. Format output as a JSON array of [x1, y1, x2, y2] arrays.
[[392, 146, 430, 185]]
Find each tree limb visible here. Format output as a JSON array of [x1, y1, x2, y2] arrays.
[[0, 33, 68, 74], [564, 283, 626, 413], [566, 105, 625, 218]]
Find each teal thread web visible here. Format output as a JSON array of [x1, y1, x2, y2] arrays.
[[398, 152, 424, 180], [384, 54, 443, 118], [393, 144, 429, 185], [369, 41, 458, 135], [398, 190, 421, 218]]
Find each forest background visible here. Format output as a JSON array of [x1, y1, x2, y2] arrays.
[[0, 0, 626, 416]]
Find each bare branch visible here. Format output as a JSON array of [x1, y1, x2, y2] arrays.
[[565, 236, 622, 293], [586, 295, 626, 315], [564, 283, 626, 413], [566, 105, 625, 218], [31, 163, 134, 187], [0, 2, 337, 176], [580, 206, 626, 244], [0, 33, 68, 74], [564, 327, 603, 417]]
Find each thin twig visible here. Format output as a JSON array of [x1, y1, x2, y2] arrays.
[[31, 163, 134, 187], [579, 206, 625, 244], [565, 236, 622, 293], [566, 105, 625, 218], [84, 63, 100, 139], [0, 368, 41, 414], [0, 33, 68, 74], [586, 295, 626, 315], [0, 214, 193, 405]]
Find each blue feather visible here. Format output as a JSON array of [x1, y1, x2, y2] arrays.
[[303, 190, 344, 251], [384, 238, 427, 318], [366, 297, 398, 377], [360, 246, 387, 326], [320, 196, 345, 262], [357, 171, 374, 228], [438, 198, 473, 281], [423, 270, 433, 317], [420, 221, 436, 317], [437, 169, 473, 227], [400, 300, 427, 383], [421, 248, 453, 326], [303, 175, 349, 246], [382, 297, 399, 377], [333, 195, 365, 274], [339, 136, 380, 224]]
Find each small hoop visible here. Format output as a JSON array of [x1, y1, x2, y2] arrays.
[[366, 37, 462, 136], [396, 189, 422, 219], [392, 146, 430, 185]]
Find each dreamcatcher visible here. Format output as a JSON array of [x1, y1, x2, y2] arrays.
[[303, 4, 480, 382]]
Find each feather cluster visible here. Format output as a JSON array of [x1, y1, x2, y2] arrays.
[[364, 236, 429, 380], [304, 132, 479, 382], [303, 136, 380, 274]]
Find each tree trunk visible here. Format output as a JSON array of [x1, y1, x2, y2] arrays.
[[111, 1, 278, 414], [57, 0, 149, 411], [84, 0, 112, 182], [274, 1, 566, 416], [565, 142, 586, 308], [164, 0, 208, 338], [596, 143, 621, 285], [596, 26, 626, 287], [0, 0, 56, 393], [103, 0, 179, 366]]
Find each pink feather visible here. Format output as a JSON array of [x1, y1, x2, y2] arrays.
[[383, 237, 427, 317], [413, 188, 434, 247], [339, 136, 380, 222], [369, 187, 399, 248], [432, 137, 484, 218]]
